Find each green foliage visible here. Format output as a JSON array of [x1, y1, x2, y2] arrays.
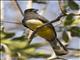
[[68, 26, 80, 37], [68, 0, 79, 10], [61, 0, 80, 42], [0, 27, 49, 60], [62, 16, 80, 42], [32, 0, 47, 4], [0, 30, 15, 39], [71, 17, 80, 26], [1, 1, 80, 59], [62, 31, 70, 42], [64, 14, 74, 26]]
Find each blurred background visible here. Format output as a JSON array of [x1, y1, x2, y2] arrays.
[[0, 0, 80, 60]]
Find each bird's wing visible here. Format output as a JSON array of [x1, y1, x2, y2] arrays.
[[35, 13, 57, 37], [35, 14, 56, 29]]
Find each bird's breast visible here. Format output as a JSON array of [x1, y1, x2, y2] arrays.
[[25, 19, 55, 40], [26, 19, 44, 29]]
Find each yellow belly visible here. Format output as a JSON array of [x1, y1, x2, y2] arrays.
[[26, 19, 55, 40]]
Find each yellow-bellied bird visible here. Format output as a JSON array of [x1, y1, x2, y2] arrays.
[[22, 9, 68, 56]]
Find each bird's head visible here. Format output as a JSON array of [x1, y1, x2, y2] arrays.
[[24, 8, 38, 14]]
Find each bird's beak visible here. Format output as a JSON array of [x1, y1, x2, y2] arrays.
[[34, 9, 38, 12]]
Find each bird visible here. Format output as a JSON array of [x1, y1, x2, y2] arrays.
[[22, 8, 68, 57]]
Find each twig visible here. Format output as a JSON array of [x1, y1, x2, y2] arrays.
[[56, 38, 68, 51], [14, 0, 33, 46], [37, 14, 64, 30], [14, 0, 24, 16], [1, 21, 22, 24], [58, 0, 67, 15], [58, 0, 80, 16], [1, 0, 23, 25], [68, 13, 80, 16]]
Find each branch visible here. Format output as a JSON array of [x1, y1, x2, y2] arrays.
[[1, 21, 22, 24], [58, 0, 67, 15], [58, 0, 80, 16], [14, 0, 24, 16], [37, 14, 64, 29], [14, 0, 33, 46], [1, 0, 23, 24], [67, 13, 80, 16]]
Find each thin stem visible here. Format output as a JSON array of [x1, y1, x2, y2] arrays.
[[66, 11, 80, 16], [14, 0, 24, 16], [58, 0, 80, 16], [1, 21, 22, 24], [56, 38, 68, 51], [58, 0, 67, 15], [38, 14, 64, 29]]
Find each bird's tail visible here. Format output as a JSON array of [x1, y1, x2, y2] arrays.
[[49, 38, 68, 55]]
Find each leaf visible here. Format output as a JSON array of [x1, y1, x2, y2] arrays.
[[68, 0, 79, 10], [12, 36, 27, 41], [0, 31, 6, 39], [0, 30, 15, 39], [28, 43, 47, 48], [68, 26, 80, 37], [71, 18, 80, 26], [64, 14, 74, 26], [62, 31, 70, 42], [64, 0, 69, 8], [33, 0, 47, 4], [0, 27, 48, 59]]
